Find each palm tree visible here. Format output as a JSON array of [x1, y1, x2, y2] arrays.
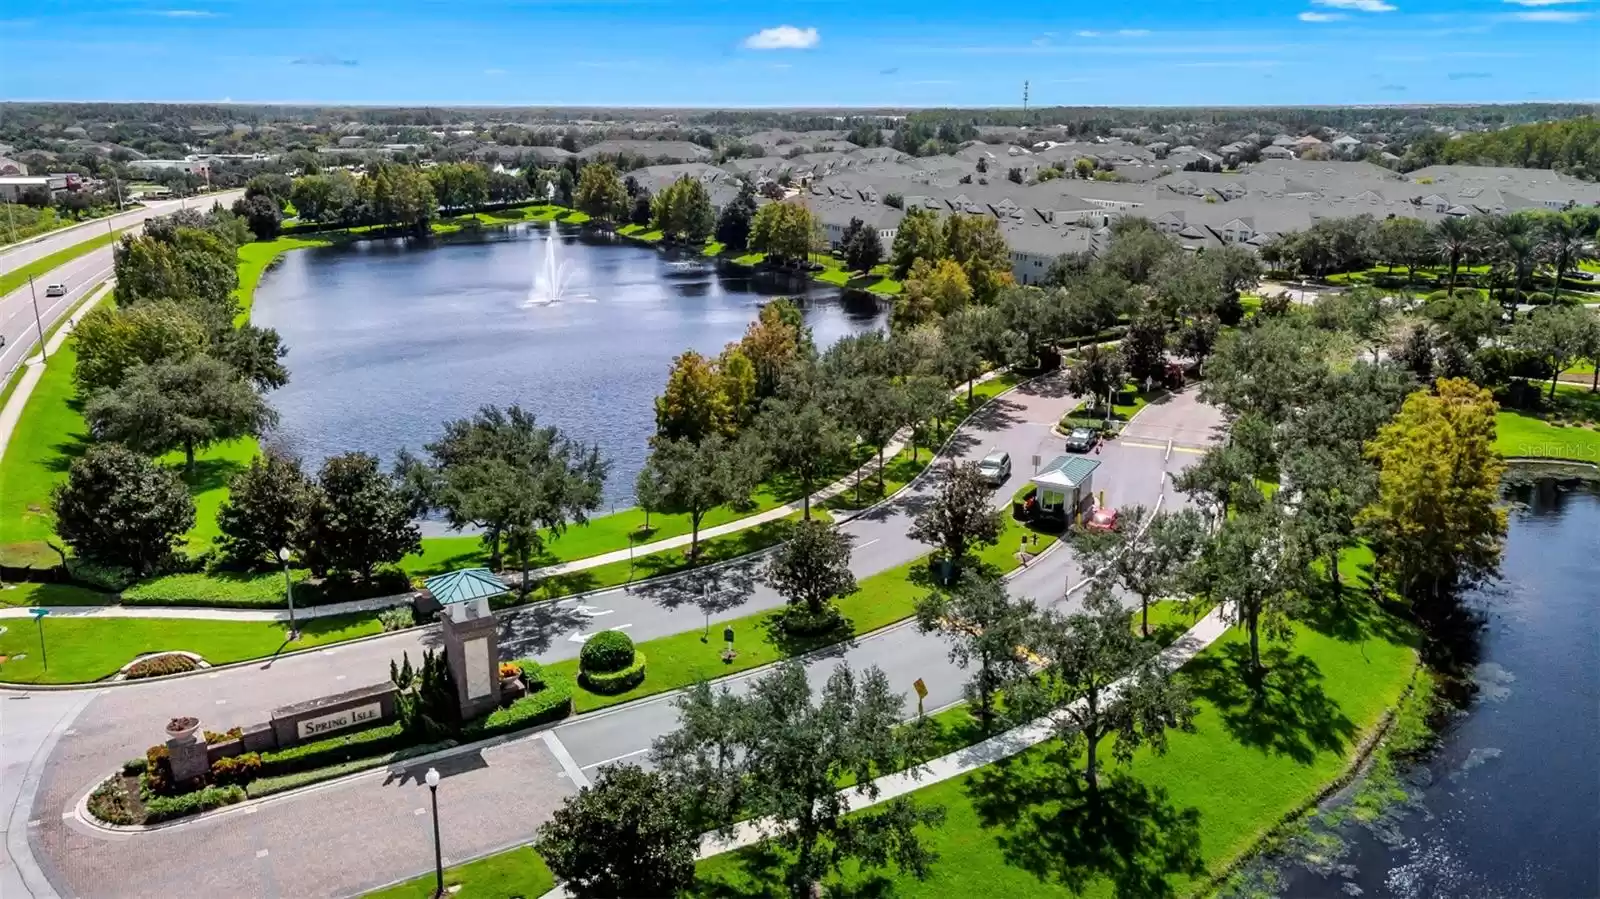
[[1541, 213, 1594, 304], [1433, 215, 1479, 293], [1488, 214, 1537, 303]]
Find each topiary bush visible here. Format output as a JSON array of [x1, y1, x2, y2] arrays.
[[579, 654, 647, 695], [579, 630, 636, 674]]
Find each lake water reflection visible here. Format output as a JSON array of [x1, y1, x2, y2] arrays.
[[252, 224, 887, 510]]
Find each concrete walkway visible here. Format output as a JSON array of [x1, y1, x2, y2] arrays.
[[534, 603, 1232, 899]]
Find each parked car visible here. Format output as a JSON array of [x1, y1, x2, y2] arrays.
[[44, 283, 67, 298], [1085, 507, 1119, 532], [1064, 427, 1098, 453], [977, 450, 1012, 487]]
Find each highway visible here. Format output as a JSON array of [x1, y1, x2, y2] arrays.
[[0, 190, 244, 379]]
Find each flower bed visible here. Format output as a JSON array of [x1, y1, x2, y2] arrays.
[[122, 652, 201, 680]]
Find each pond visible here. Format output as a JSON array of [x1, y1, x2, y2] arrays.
[[251, 224, 887, 511], [1270, 475, 1600, 898]]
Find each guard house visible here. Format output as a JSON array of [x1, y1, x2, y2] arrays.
[[423, 568, 507, 719], [1027, 455, 1101, 524]]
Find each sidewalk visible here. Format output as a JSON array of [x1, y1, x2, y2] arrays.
[[534, 604, 1233, 899]]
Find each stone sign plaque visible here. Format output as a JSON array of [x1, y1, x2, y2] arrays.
[[464, 636, 492, 699], [296, 702, 382, 740]]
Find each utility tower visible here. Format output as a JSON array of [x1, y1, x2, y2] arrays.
[[1023, 80, 1030, 112]]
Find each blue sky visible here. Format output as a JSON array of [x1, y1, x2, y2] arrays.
[[1, 0, 1596, 107]]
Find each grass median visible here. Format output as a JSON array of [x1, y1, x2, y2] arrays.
[[0, 610, 382, 685]]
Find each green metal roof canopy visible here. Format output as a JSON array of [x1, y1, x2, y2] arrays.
[[423, 568, 509, 605]]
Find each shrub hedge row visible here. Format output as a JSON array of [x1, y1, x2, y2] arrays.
[[254, 722, 411, 779], [463, 672, 575, 738], [578, 656, 647, 695], [245, 740, 457, 799], [142, 785, 246, 823]]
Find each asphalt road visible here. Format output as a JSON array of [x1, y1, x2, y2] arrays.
[[6, 379, 1224, 899], [0, 191, 244, 379], [0, 193, 243, 278]]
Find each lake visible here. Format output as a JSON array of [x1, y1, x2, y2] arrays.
[[1271, 475, 1600, 898], [252, 224, 887, 512]]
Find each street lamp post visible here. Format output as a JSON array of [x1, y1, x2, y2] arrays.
[[276, 547, 298, 639], [425, 767, 444, 897], [25, 277, 49, 362]]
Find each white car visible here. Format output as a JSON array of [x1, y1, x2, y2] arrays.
[[44, 283, 67, 298]]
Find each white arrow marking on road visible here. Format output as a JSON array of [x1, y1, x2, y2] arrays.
[[573, 605, 614, 618], [567, 624, 633, 644]]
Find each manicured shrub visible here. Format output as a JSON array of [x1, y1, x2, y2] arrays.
[[579, 630, 636, 674], [466, 673, 575, 738], [515, 658, 548, 688], [121, 757, 148, 776], [120, 568, 410, 609], [579, 655, 647, 695], [143, 745, 172, 796], [143, 785, 245, 823], [124, 653, 199, 680], [255, 722, 409, 778], [378, 605, 415, 632], [210, 752, 262, 786], [203, 727, 244, 745], [245, 741, 457, 799]]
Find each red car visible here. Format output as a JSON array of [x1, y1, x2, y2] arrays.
[[1085, 507, 1119, 532]]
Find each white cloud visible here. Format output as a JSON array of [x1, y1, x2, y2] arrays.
[[742, 25, 819, 50], [154, 8, 216, 16], [1299, 11, 1348, 20], [1075, 28, 1152, 37], [1510, 8, 1591, 18], [1503, 0, 1586, 5], [1075, 30, 1101, 37], [1312, 0, 1397, 10]]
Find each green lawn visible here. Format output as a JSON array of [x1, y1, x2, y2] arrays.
[[694, 552, 1418, 898], [364, 848, 554, 899], [0, 229, 122, 298], [1496, 382, 1600, 462], [0, 580, 112, 609], [0, 611, 382, 684], [825, 446, 934, 512]]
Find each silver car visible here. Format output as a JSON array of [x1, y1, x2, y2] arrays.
[[977, 450, 1011, 487]]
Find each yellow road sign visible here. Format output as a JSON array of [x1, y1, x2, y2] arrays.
[[912, 678, 928, 699]]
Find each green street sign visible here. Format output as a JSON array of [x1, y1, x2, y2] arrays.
[[29, 607, 49, 619]]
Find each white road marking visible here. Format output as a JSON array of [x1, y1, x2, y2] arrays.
[[256, 849, 270, 858], [215, 699, 227, 705], [414, 807, 426, 816], [856, 539, 880, 550], [540, 731, 591, 789], [27, 819, 39, 827], [573, 605, 613, 618], [580, 746, 649, 771], [566, 624, 632, 644]]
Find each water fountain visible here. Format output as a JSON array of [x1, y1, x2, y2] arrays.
[[525, 221, 577, 306]]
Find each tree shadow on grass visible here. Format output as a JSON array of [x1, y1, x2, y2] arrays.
[[692, 839, 896, 899], [44, 432, 93, 473], [965, 746, 1205, 899], [1183, 641, 1356, 765]]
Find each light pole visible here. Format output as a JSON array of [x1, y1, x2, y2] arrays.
[[26, 277, 48, 362], [425, 767, 444, 897], [277, 547, 298, 639]]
